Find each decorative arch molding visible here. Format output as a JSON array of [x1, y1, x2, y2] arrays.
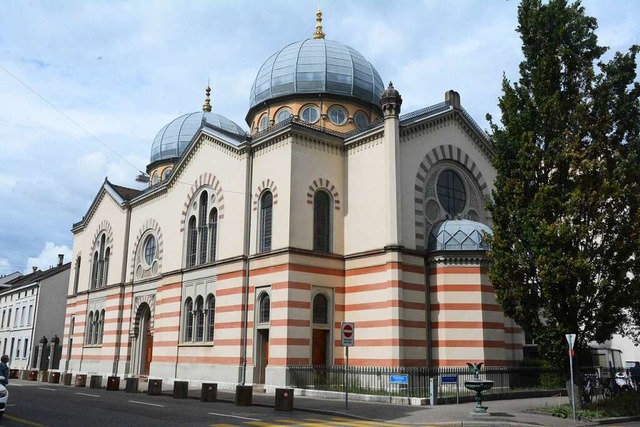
[[130, 295, 155, 338], [306, 178, 341, 211], [414, 145, 490, 251], [129, 218, 164, 282], [91, 220, 114, 251], [179, 173, 225, 232], [253, 179, 279, 211]]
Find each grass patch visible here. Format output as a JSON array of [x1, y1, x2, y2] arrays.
[[532, 392, 640, 419]]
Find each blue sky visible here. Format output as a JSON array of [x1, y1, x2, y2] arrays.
[[0, 0, 638, 275]]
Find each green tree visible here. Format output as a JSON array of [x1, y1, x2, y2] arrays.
[[487, 0, 640, 369]]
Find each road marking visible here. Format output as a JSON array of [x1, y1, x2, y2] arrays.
[[4, 414, 47, 426], [38, 387, 57, 391], [76, 392, 100, 398], [129, 400, 165, 407], [208, 412, 261, 421]]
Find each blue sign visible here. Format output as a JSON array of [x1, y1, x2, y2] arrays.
[[390, 374, 408, 384], [441, 375, 458, 383]]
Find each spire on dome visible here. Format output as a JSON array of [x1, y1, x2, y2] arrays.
[[202, 82, 212, 112], [313, 2, 325, 39]]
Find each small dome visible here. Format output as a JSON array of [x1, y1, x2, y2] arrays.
[[249, 38, 384, 109], [150, 112, 246, 163], [428, 219, 493, 252]]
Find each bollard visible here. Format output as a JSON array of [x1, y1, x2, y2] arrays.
[[75, 374, 87, 387], [125, 377, 139, 393], [28, 370, 38, 381], [9, 369, 19, 379], [173, 381, 188, 399], [274, 388, 294, 411], [107, 376, 120, 391], [235, 384, 253, 406], [148, 379, 163, 395], [201, 383, 217, 402], [20, 370, 28, 380], [62, 372, 72, 386], [39, 371, 49, 382]]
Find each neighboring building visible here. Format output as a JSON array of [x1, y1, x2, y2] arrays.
[[63, 9, 524, 387], [0, 272, 21, 286], [0, 256, 70, 371]]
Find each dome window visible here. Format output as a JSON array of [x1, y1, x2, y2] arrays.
[[354, 111, 369, 130], [301, 105, 320, 124], [151, 172, 159, 185], [437, 170, 466, 216], [162, 167, 172, 181], [276, 108, 292, 123], [328, 106, 347, 126], [258, 113, 269, 131]]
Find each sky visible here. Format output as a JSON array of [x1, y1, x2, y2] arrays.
[[0, 0, 638, 276]]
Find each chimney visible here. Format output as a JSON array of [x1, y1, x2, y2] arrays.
[[58, 254, 64, 267], [32, 266, 37, 272]]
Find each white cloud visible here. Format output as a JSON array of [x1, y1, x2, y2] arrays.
[[24, 242, 72, 274]]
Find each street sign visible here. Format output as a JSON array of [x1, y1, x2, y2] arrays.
[[341, 321, 354, 347], [390, 374, 408, 385], [566, 333, 576, 350], [441, 375, 458, 384]]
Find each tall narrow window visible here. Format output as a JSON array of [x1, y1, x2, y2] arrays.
[[195, 296, 204, 342], [97, 235, 106, 287], [199, 192, 209, 265], [206, 295, 215, 342], [184, 298, 194, 342], [98, 310, 105, 344], [103, 247, 110, 286], [91, 252, 99, 289], [259, 293, 270, 324], [16, 339, 21, 358], [313, 191, 331, 252], [87, 311, 94, 344], [28, 305, 33, 325], [313, 294, 329, 324], [20, 307, 25, 327], [187, 216, 197, 267], [6, 310, 10, 330], [209, 208, 218, 262], [1, 310, 5, 328], [23, 339, 28, 360], [259, 192, 273, 252], [73, 255, 81, 294]]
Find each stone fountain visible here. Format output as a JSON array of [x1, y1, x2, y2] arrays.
[[465, 362, 494, 416]]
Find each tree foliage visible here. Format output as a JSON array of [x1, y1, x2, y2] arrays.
[[487, 0, 640, 368]]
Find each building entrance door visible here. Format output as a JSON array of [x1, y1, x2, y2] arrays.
[[257, 329, 269, 384], [312, 329, 328, 366]]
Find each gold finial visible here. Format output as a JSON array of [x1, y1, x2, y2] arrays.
[[202, 81, 212, 112], [313, 2, 325, 39]]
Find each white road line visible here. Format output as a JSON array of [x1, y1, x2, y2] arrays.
[[208, 412, 261, 421], [129, 400, 165, 407], [38, 387, 57, 392], [76, 392, 100, 398]]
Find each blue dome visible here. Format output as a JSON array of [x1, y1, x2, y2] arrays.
[[428, 220, 493, 252], [249, 39, 384, 109], [150, 112, 246, 163]]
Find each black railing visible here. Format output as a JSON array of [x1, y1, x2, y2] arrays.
[[287, 365, 563, 399]]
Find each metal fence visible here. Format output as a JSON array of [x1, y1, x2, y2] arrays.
[[287, 365, 564, 399]]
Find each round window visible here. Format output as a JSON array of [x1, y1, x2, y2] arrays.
[[328, 106, 347, 125], [258, 114, 269, 131], [354, 112, 369, 130], [143, 235, 157, 266], [162, 167, 172, 181], [276, 108, 292, 123], [301, 106, 320, 124], [437, 170, 466, 216]]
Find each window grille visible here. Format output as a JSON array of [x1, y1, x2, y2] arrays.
[[187, 217, 197, 267], [259, 294, 270, 324], [313, 294, 329, 324]]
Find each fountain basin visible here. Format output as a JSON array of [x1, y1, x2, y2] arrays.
[[464, 380, 494, 415]]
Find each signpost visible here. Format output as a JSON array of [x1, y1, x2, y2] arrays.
[[566, 333, 576, 421], [341, 322, 355, 410], [389, 374, 409, 402], [441, 375, 460, 404]]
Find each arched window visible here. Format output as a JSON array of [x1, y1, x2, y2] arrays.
[[103, 247, 110, 286], [258, 293, 270, 324], [199, 192, 209, 265], [313, 191, 331, 253], [91, 252, 99, 289], [258, 113, 269, 131], [73, 255, 81, 294], [87, 311, 94, 344], [183, 298, 194, 342], [209, 208, 218, 262], [206, 295, 216, 342], [187, 216, 197, 267], [312, 294, 329, 324], [437, 170, 466, 216], [97, 235, 106, 287], [195, 296, 204, 342], [259, 191, 273, 252], [98, 309, 105, 344]]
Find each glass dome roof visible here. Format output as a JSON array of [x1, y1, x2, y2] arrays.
[[428, 220, 493, 252], [150, 112, 246, 163], [249, 38, 384, 109]]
